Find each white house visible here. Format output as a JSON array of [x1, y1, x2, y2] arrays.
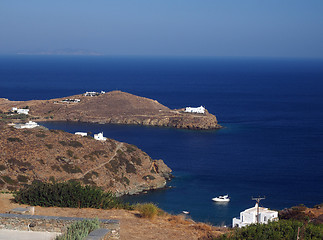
[[75, 132, 87, 137], [14, 121, 38, 129], [12, 107, 29, 115], [17, 109, 29, 115], [184, 106, 205, 114], [61, 99, 81, 103], [232, 203, 278, 228], [84, 91, 98, 97], [94, 132, 107, 141], [84, 91, 105, 97]]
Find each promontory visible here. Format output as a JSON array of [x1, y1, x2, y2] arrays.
[[0, 122, 172, 196], [0, 90, 221, 130]]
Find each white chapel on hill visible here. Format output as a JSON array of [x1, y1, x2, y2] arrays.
[[232, 201, 278, 228]]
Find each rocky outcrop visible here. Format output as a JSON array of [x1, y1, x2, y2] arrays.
[[0, 91, 221, 130], [0, 123, 172, 196]]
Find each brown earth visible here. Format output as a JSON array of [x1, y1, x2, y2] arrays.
[[0, 194, 227, 240], [0, 91, 221, 130], [0, 123, 171, 195], [279, 204, 323, 225]]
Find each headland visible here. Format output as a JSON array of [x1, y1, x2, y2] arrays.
[[0, 123, 172, 196], [0, 90, 221, 130]]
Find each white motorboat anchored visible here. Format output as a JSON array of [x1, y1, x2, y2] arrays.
[[212, 194, 230, 202]]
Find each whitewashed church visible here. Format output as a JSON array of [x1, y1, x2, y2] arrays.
[[232, 203, 278, 228]]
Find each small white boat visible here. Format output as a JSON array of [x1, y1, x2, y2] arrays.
[[212, 194, 230, 202], [182, 211, 190, 214]]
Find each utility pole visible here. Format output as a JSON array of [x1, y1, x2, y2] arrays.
[[252, 196, 266, 224]]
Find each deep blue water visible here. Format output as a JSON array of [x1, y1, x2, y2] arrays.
[[1, 55, 322, 225]]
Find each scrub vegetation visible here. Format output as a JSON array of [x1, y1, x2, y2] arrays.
[[55, 218, 100, 240], [214, 220, 323, 240], [14, 181, 132, 210]]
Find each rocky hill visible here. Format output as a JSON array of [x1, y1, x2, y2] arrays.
[[0, 91, 221, 130], [0, 123, 172, 196]]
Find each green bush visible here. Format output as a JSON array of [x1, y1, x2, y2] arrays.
[[90, 150, 107, 157], [61, 164, 82, 174], [8, 158, 32, 168], [0, 179, 5, 186], [45, 144, 53, 149], [7, 137, 22, 142], [126, 162, 136, 174], [142, 175, 156, 180], [55, 218, 100, 240], [1, 175, 17, 185], [17, 175, 29, 183], [126, 144, 137, 153], [217, 220, 323, 240], [36, 133, 47, 138], [14, 181, 132, 210], [131, 156, 142, 166], [68, 141, 83, 148], [51, 165, 61, 171], [37, 159, 45, 165], [121, 177, 130, 186], [0, 165, 6, 171], [67, 149, 74, 157]]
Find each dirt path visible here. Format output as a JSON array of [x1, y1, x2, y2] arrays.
[[0, 194, 225, 240], [79, 142, 123, 178]]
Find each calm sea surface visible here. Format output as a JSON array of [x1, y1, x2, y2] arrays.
[[1, 56, 322, 225]]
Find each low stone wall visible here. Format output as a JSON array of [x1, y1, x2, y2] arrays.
[[0, 213, 119, 239]]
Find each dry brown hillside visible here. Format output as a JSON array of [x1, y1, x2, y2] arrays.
[[0, 123, 171, 195]]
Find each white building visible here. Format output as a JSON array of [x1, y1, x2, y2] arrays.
[[17, 109, 29, 115], [84, 91, 105, 97], [184, 106, 205, 114], [14, 121, 38, 129], [61, 99, 81, 103], [232, 203, 278, 228], [75, 132, 87, 137], [12, 107, 29, 115], [94, 132, 107, 141]]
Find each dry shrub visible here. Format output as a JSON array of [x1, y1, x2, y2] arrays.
[[196, 223, 229, 240], [135, 203, 161, 219], [168, 214, 192, 225], [194, 222, 213, 232]]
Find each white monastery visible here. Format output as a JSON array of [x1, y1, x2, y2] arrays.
[[94, 132, 107, 141], [232, 203, 278, 228], [14, 121, 39, 129], [184, 106, 205, 114], [75, 132, 87, 137]]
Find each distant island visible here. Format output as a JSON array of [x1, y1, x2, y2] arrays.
[[16, 48, 103, 56], [0, 91, 222, 130]]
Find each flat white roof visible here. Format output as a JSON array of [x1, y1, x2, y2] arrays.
[[243, 206, 276, 214]]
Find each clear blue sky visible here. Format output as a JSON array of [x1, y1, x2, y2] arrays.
[[1, 0, 322, 58]]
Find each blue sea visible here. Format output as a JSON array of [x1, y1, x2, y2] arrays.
[[1, 55, 322, 226]]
